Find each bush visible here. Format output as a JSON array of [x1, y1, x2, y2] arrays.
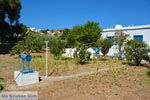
[[100, 39, 112, 56], [124, 40, 150, 66], [0, 85, 3, 91], [0, 77, 6, 91], [74, 46, 91, 64], [10, 32, 50, 55], [49, 36, 67, 57]]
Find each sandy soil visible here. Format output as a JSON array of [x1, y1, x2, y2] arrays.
[[7, 66, 150, 100], [1, 54, 150, 100]]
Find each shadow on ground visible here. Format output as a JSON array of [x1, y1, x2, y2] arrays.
[[122, 62, 150, 69], [146, 71, 150, 77]]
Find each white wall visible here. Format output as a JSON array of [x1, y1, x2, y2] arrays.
[[102, 28, 150, 56]]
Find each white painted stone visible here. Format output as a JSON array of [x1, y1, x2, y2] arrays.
[[87, 48, 97, 59], [14, 71, 39, 86], [62, 48, 76, 58], [62, 48, 97, 59]]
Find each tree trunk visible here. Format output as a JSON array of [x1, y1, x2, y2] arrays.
[[118, 45, 122, 60]]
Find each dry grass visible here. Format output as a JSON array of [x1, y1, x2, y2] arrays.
[[1, 53, 150, 99], [0, 53, 128, 78], [0, 53, 128, 87], [28, 65, 150, 100], [30, 53, 127, 76]]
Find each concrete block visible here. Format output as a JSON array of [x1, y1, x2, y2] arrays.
[[14, 71, 39, 86]]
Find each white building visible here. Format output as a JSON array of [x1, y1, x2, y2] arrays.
[[102, 25, 150, 56], [29, 27, 40, 33]]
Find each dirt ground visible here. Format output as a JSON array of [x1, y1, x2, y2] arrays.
[[5, 67, 150, 100], [0, 54, 19, 85], [0, 53, 123, 85], [24, 66, 149, 100], [1, 54, 150, 100]]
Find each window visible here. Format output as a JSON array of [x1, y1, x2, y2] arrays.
[[134, 35, 143, 42], [107, 36, 114, 43]]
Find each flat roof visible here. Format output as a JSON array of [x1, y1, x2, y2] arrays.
[[103, 25, 150, 32]]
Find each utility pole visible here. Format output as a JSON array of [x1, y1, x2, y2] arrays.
[[45, 41, 49, 77]]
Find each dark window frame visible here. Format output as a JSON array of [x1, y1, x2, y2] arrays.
[[134, 35, 143, 42], [107, 36, 114, 44]]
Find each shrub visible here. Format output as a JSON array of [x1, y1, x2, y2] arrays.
[[74, 46, 91, 64], [49, 36, 67, 57], [0, 77, 6, 91], [0, 85, 3, 91], [10, 32, 49, 55], [100, 39, 112, 56], [124, 40, 150, 66]]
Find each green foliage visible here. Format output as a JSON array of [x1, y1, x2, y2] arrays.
[[0, 0, 21, 25], [61, 29, 70, 40], [49, 36, 67, 57], [40, 29, 48, 35], [0, 77, 6, 91], [10, 31, 67, 57], [100, 39, 112, 56], [10, 24, 28, 42], [0, 0, 23, 43], [95, 38, 101, 47], [113, 31, 129, 59], [124, 40, 150, 66], [0, 85, 3, 91], [60, 21, 102, 63], [74, 46, 91, 64], [10, 32, 46, 55], [61, 21, 102, 47]]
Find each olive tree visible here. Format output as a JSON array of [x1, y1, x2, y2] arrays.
[[49, 36, 67, 57], [100, 39, 112, 56], [113, 31, 129, 59]]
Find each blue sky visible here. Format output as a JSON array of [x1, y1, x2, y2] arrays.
[[20, 0, 150, 29]]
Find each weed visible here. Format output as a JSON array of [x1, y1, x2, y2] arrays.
[[136, 70, 150, 84], [0, 77, 6, 91]]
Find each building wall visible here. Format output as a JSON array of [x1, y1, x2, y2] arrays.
[[102, 28, 150, 56]]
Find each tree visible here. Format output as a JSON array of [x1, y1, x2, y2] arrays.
[[10, 32, 46, 55], [74, 46, 91, 64], [100, 39, 112, 56], [49, 36, 67, 57], [0, 0, 22, 43], [0, 0, 21, 25], [9, 24, 28, 42], [113, 31, 129, 59], [124, 40, 150, 66], [61, 21, 102, 47], [61, 29, 70, 40], [10, 32, 67, 57]]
